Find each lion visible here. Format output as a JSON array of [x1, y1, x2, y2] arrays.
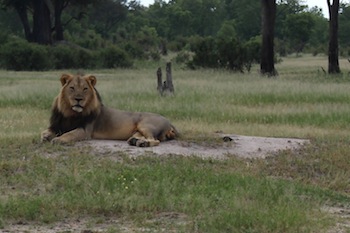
[[41, 73, 179, 147]]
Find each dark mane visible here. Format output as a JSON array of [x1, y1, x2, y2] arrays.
[[95, 88, 103, 105], [49, 108, 99, 136]]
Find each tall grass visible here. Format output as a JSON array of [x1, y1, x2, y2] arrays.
[[0, 55, 350, 232]]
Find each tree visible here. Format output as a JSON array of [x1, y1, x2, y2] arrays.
[[89, 0, 128, 38], [32, 0, 52, 44], [285, 12, 315, 54], [327, 0, 341, 74], [260, 0, 277, 76], [338, 3, 350, 48], [225, 0, 261, 40], [0, 0, 95, 44]]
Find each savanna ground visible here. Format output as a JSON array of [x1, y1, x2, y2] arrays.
[[1, 55, 350, 232]]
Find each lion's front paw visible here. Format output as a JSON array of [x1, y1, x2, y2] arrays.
[[41, 129, 55, 142], [51, 137, 69, 145]]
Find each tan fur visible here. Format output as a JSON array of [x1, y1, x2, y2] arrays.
[[41, 73, 179, 147]]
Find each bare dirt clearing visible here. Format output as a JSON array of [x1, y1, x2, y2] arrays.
[[80, 134, 309, 159]]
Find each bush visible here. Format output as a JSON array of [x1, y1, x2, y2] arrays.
[[76, 49, 97, 69], [0, 39, 53, 71], [123, 41, 146, 59], [243, 36, 261, 72], [0, 39, 134, 70], [50, 44, 96, 69], [149, 50, 161, 61], [189, 36, 261, 72], [190, 36, 219, 69], [99, 46, 133, 68], [50, 44, 77, 69], [174, 50, 192, 64]]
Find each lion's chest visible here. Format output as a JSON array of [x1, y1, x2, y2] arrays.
[[50, 109, 97, 135]]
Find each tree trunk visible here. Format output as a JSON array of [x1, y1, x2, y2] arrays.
[[156, 63, 175, 96], [32, 0, 52, 44], [260, 0, 277, 76], [327, 0, 341, 74], [54, 0, 65, 41], [157, 67, 163, 95], [13, 3, 33, 42], [165, 62, 174, 93]]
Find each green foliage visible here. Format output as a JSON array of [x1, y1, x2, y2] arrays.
[[225, 0, 261, 40], [339, 4, 350, 47], [174, 50, 192, 64], [190, 36, 219, 68], [244, 36, 261, 71], [0, 39, 53, 71], [285, 12, 315, 53], [50, 44, 78, 69], [217, 20, 237, 40], [70, 29, 105, 50], [0, 39, 134, 70], [123, 41, 146, 59], [50, 44, 96, 69], [99, 45, 133, 68], [135, 26, 159, 51], [0, 0, 333, 70], [189, 36, 260, 71]]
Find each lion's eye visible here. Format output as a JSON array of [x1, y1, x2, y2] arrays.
[[83, 87, 88, 92], [70, 86, 75, 91]]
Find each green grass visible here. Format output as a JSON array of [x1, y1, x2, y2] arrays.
[[0, 149, 341, 232], [0, 54, 350, 232]]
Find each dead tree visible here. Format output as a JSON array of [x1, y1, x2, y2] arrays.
[[157, 62, 174, 96]]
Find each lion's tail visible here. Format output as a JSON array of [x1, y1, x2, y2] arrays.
[[165, 124, 180, 140]]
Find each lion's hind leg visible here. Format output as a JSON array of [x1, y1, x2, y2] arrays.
[[127, 132, 160, 147]]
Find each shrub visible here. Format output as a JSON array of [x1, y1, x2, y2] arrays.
[[123, 41, 146, 59], [99, 46, 133, 68], [190, 36, 219, 69], [50, 44, 77, 69], [243, 36, 261, 72], [50, 44, 96, 69], [189, 36, 261, 72], [76, 49, 97, 69], [174, 50, 192, 64], [149, 50, 160, 61], [0, 39, 53, 71]]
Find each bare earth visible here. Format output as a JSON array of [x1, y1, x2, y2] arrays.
[[81, 134, 309, 159]]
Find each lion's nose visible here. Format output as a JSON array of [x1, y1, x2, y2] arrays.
[[75, 97, 83, 102]]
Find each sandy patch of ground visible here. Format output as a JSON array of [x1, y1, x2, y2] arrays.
[[2, 213, 188, 233], [80, 134, 309, 159], [324, 206, 350, 233]]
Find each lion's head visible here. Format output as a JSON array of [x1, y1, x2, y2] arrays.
[[56, 73, 101, 118]]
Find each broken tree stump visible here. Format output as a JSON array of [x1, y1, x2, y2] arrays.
[[157, 62, 175, 96], [157, 67, 163, 93]]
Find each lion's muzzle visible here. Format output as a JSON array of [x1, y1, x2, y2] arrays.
[[72, 105, 83, 113]]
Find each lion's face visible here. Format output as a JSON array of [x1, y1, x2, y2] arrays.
[[57, 74, 101, 117]]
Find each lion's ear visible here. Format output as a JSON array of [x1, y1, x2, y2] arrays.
[[86, 75, 97, 87], [60, 74, 73, 86]]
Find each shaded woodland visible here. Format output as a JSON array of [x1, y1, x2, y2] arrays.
[[0, 0, 348, 72]]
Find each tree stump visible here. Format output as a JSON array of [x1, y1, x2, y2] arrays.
[[157, 62, 174, 96]]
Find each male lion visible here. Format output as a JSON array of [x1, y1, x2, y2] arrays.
[[41, 73, 179, 147]]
